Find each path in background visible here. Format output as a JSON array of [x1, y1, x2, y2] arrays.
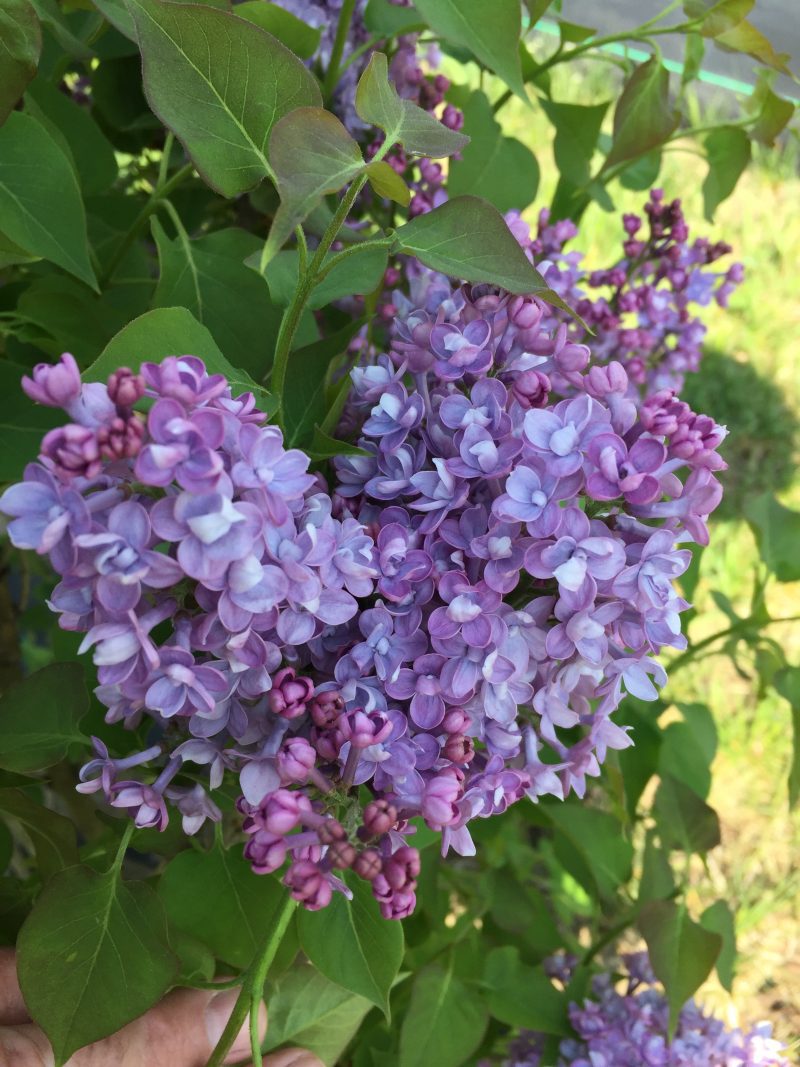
[[555, 0, 798, 99]]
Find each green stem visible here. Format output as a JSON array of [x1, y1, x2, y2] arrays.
[[314, 235, 393, 284], [268, 172, 370, 404], [204, 892, 297, 1067], [99, 163, 193, 288], [669, 614, 800, 675], [323, 0, 358, 101], [158, 132, 175, 190], [110, 822, 135, 877]]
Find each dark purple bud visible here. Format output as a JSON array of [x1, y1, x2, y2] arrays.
[[316, 818, 346, 845], [41, 423, 102, 481], [382, 845, 420, 891], [310, 690, 344, 728], [311, 727, 342, 762], [328, 840, 357, 869], [97, 414, 145, 460], [107, 367, 146, 409], [379, 890, 416, 920], [244, 832, 287, 874], [441, 104, 463, 131], [511, 369, 550, 410], [442, 734, 475, 765], [268, 667, 314, 720], [363, 799, 398, 836], [284, 860, 332, 910], [353, 848, 382, 881]]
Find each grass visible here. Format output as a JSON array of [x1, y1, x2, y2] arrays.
[[456, 54, 800, 1043]]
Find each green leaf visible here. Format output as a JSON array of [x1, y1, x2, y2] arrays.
[[715, 18, 792, 73], [0, 360, 61, 482], [29, 0, 92, 57], [127, 0, 322, 197], [0, 0, 41, 126], [682, 32, 706, 85], [234, 0, 321, 59], [775, 667, 800, 807], [700, 900, 736, 992], [0, 110, 97, 289], [169, 927, 216, 985], [603, 58, 679, 172], [0, 789, 78, 881], [307, 426, 369, 460], [392, 195, 566, 303], [263, 107, 364, 267], [749, 85, 795, 146], [159, 843, 287, 970], [654, 773, 721, 853], [618, 148, 662, 191], [448, 90, 539, 212], [364, 0, 423, 34], [413, 0, 526, 100], [355, 52, 468, 158], [0, 663, 88, 773], [658, 703, 717, 799], [638, 830, 675, 903], [745, 492, 800, 582], [297, 875, 403, 1017], [684, 0, 753, 37], [483, 946, 568, 1033], [539, 97, 608, 188], [618, 700, 664, 819], [264, 962, 373, 1066], [639, 900, 721, 1036], [17, 864, 178, 1065], [84, 307, 275, 415], [262, 245, 388, 310], [557, 19, 596, 43], [398, 957, 488, 1067], [283, 321, 363, 448], [545, 803, 633, 899], [151, 222, 282, 380], [366, 160, 411, 206], [702, 125, 751, 220], [25, 77, 118, 196]]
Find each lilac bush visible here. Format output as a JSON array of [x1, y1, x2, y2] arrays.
[[499, 954, 790, 1067]]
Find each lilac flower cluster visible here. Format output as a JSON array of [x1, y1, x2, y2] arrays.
[[1, 259, 725, 918], [499, 953, 789, 1066], [508, 189, 744, 394]]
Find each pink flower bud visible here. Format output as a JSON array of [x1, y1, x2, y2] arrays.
[[262, 788, 309, 835], [339, 709, 392, 749], [284, 860, 332, 910], [442, 734, 474, 765], [328, 840, 357, 869], [41, 424, 101, 481], [363, 799, 398, 837], [382, 845, 420, 891], [244, 832, 287, 874], [508, 296, 542, 330], [511, 369, 550, 409], [268, 667, 314, 720], [107, 367, 146, 409], [310, 690, 344, 728], [97, 415, 145, 460], [316, 818, 346, 845], [354, 848, 382, 881], [277, 737, 315, 784], [441, 708, 469, 735]]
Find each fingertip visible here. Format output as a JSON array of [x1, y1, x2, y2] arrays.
[[264, 1050, 325, 1067], [204, 988, 266, 1066]]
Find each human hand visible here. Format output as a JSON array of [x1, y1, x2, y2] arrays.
[[0, 948, 323, 1067]]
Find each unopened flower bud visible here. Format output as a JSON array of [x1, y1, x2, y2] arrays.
[[97, 414, 145, 460], [22, 353, 81, 409], [310, 690, 344, 729], [284, 860, 332, 910], [511, 369, 550, 409], [262, 788, 309, 835], [363, 799, 398, 836], [382, 845, 420, 891], [353, 848, 382, 881], [441, 708, 469, 735], [41, 424, 102, 481], [107, 367, 146, 409], [328, 840, 357, 869], [339, 709, 392, 749], [316, 818, 346, 845], [277, 737, 315, 784], [442, 734, 474, 765], [268, 667, 314, 720]]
